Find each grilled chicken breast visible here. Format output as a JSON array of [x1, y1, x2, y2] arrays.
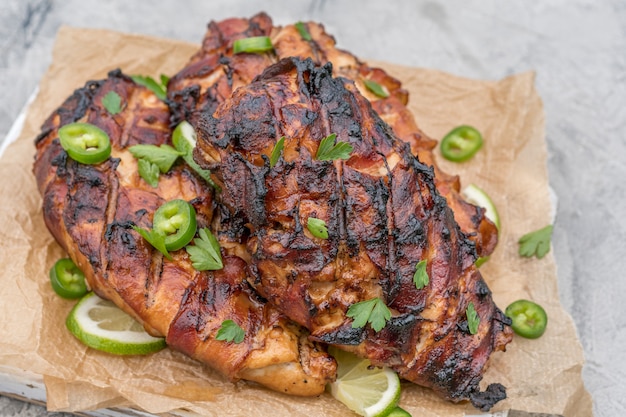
[[34, 13, 510, 411], [33, 69, 336, 396], [167, 12, 498, 258], [193, 57, 512, 410]]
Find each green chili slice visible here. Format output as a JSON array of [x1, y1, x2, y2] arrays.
[[440, 125, 483, 162], [49, 258, 88, 299], [505, 299, 548, 339], [58, 122, 111, 164], [152, 199, 197, 251], [233, 36, 274, 54]]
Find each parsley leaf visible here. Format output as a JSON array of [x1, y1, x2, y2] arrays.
[[215, 319, 245, 344], [295, 21, 312, 41], [269, 136, 285, 168], [466, 302, 480, 335], [307, 217, 328, 239], [413, 260, 429, 290], [137, 158, 160, 188], [346, 297, 391, 332], [185, 227, 223, 271], [363, 79, 390, 99], [172, 121, 220, 191], [132, 225, 172, 260], [518, 225, 553, 259], [128, 144, 182, 173], [315, 133, 353, 161], [102, 91, 122, 115], [131, 74, 168, 100]]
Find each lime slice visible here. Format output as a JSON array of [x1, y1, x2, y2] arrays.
[[329, 348, 401, 417], [461, 183, 500, 230], [66, 292, 166, 355], [387, 407, 412, 417], [462, 184, 500, 267]]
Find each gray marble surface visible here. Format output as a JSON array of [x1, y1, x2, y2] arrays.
[[1, 1, 623, 416]]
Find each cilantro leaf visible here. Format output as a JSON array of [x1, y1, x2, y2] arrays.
[[413, 259, 429, 290], [102, 91, 122, 115], [466, 302, 480, 335], [307, 217, 328, 239], [129, 144, 182, 173], [131, 74, 168, 100], [346, 297, 391, 332], [269, 136, 285, 168], [295, 21, 312, 41], [215, 319, 245, 344], [185, 227, 223, 271], [137, 158, 160, 188], [315, 133, 353, 161], [363, 79, 390, 99], [518, 225, 553, 259], [132, 225, 171, 260]]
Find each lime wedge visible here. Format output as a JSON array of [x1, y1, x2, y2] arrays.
[[329, 348, 401, 417], [461, 183, 500, 230], [66, 292, 166, 355]]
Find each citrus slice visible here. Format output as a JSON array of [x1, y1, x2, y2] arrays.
[[329, 348, 401, 417], [461, 183, 500, 230], [66, 292, 166, 355], [462, 183, 500, 267], [386, 407, 412, 417]]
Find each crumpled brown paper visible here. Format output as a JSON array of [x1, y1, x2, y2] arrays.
[[0, 26, 593, 416]]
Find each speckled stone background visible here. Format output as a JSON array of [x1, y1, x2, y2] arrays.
[[1, 1, 623, 416]]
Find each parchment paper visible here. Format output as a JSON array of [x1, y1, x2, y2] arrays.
[[0, 26, 593, 416]]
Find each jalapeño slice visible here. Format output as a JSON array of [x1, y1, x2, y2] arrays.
[[50, 258, 88, 299], [152, 199, 197, 251], [440, 125, 483, 162], [58, 122, 111, 164], [505, 299, 548, 339]]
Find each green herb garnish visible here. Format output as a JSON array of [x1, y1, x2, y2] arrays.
[[102, 91, 122, 115], [131, 74, 168, 100], [136, 158, 160, 188], [185, 227, 223, 271], [233, 36, 274, 54], [129, 144, 183, 173], [363, 79, 390, 99], [518, 225, 553, 259], [129, 144, 183, 187], [315, 133, 353, 161], [346, 297, 391, 332], [295, 21, 312, 41], [466, 302, 480, 335], [215, 319, 245, 344], [413, 260, 429, 290], [307, 217, 328, 239], [269, 136, 285, 168], [132, 225, 171, 260]]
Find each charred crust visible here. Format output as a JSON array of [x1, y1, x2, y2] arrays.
[[469, 383, 507, 412], [314, 325, 366, 346]]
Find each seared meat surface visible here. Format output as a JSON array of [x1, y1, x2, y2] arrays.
[[33, 69, 336, 396], [167, 12, 497, 257], [33, 12, 511, 411], [194, 57, 512, 409]]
